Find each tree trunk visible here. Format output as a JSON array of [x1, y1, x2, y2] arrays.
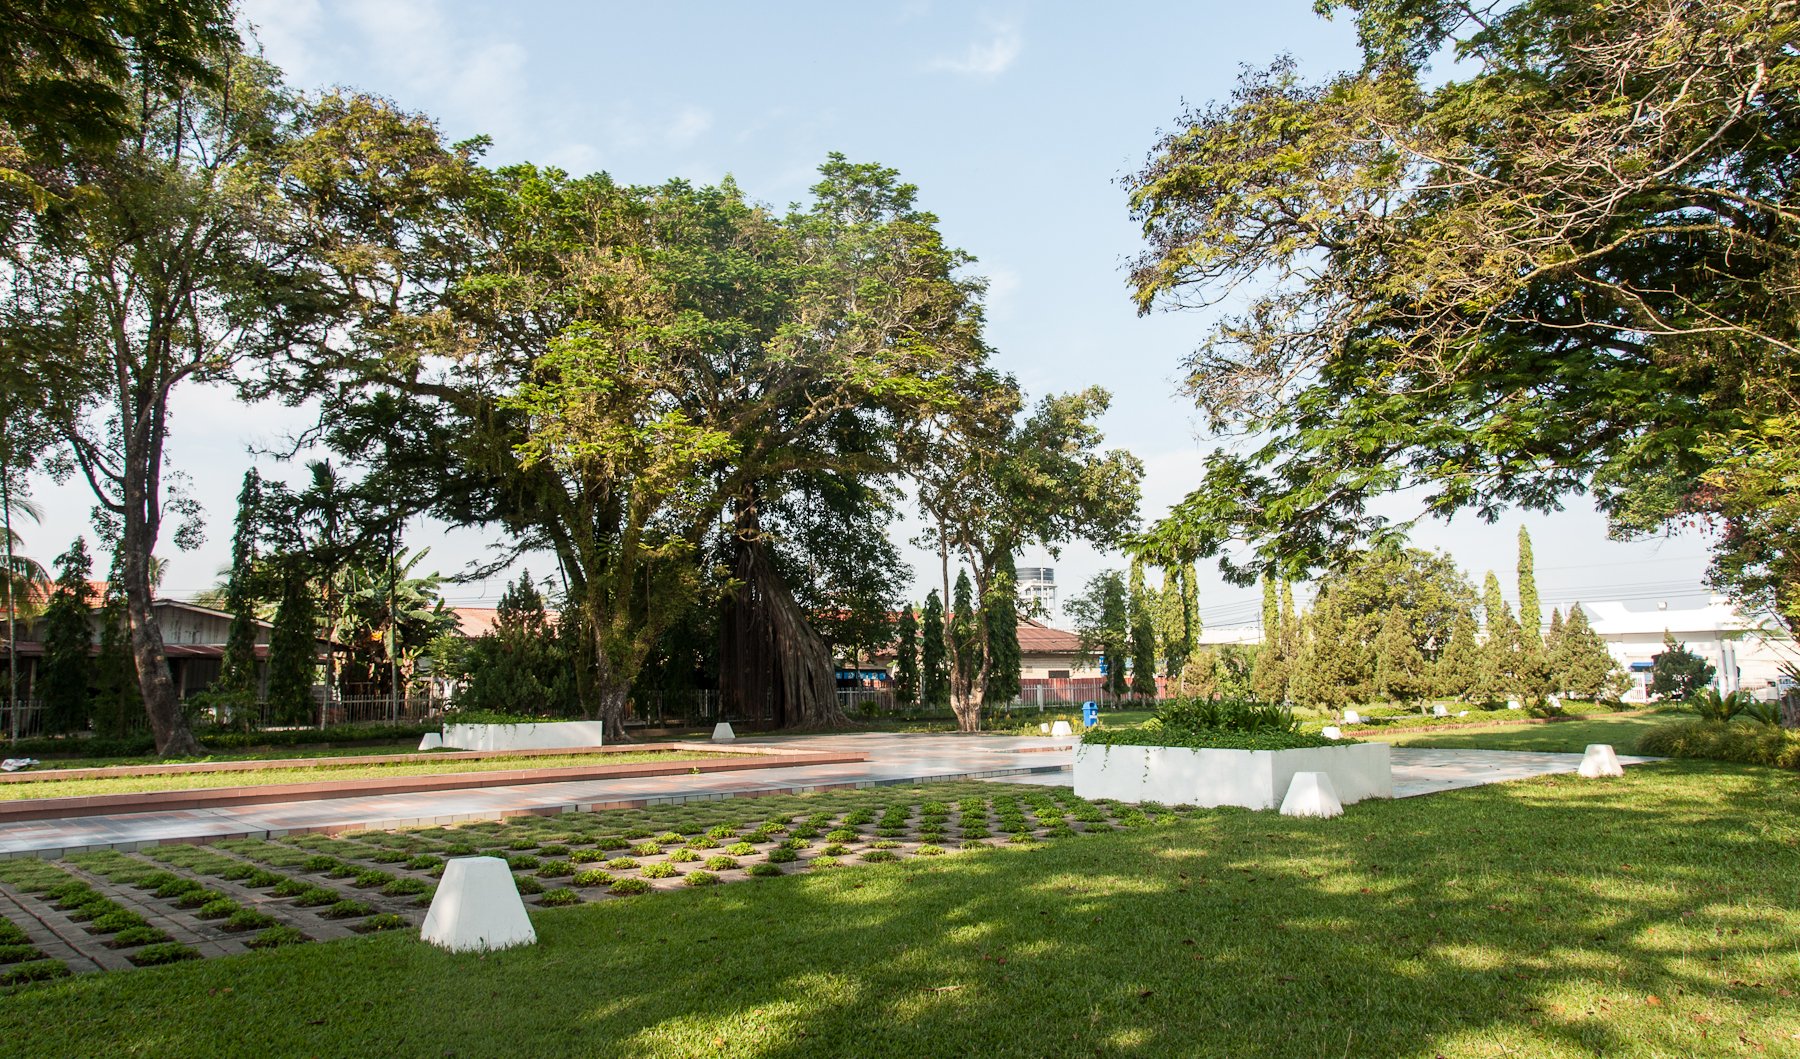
[[719, 507, 844, 730], [121, 539, 200, 756]]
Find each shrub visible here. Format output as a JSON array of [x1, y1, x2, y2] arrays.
[[766, 848, 798, 864], [246, 927, 309, 949], [608, 877, 651, 896], [129, 942, 201, 966], [572, 869, 615, 887], [630, 843, 662, 858], [537, 888, 582, 907], [747, 863, 783, 877], [667, 849, 699, 863], [640, 863, 679, 880], [1638, 719, 1800, 770], [606, 857, 637, 870], [0, 959, 69, 985], [224, 910, 278, 932], [1688, 688, 1754, 722], [684, 871, 720, 887], [703, 856, 738, 871], [724, 842, 756, 856]]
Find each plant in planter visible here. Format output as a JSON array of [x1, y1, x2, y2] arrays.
[[1074, 696, 1391, 809]]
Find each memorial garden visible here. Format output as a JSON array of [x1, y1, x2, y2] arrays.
[[0, 0, 1796, 1055]]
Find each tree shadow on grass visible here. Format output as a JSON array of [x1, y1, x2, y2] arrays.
[[1, 762, 1795, 1057]]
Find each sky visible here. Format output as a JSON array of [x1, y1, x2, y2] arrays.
[[21, 0, 1715, 631]]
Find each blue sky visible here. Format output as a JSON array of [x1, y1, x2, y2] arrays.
[[23, 0, 1714, 628]]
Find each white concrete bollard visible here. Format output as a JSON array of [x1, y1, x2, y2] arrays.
[[1279, 771, 1344, 819], [1506, 699, 1522, 710], [420, 857, 536, 953], [1039, 723, 1050, 734], [418, 732, 443, 751], [711, 722, 735, 741], [1321, 726, 1342, 740], [1432, 704, 1449, 717], [1050, 720, 1074, 737], [1342, 709, 1362, 725], [1578, 743, 1625, 778]]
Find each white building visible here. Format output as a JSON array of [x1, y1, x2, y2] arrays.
[[1016, 566, 1056, 617], [1581, 598, 1795, 701]]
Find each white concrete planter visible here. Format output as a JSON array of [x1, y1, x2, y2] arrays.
[[441, 720, 606, 752], [1073, 741, 1391, 809]]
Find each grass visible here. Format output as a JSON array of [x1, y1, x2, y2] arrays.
[[1363, 711, 1681, 753], [11, 742, 434, 771], [1, 763, 1795, 1056], [0, 749, 735, 800]]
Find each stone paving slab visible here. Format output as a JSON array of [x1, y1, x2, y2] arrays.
[[0, 734, 1076, 859]]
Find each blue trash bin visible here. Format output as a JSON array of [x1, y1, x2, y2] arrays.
[[1082, 701, 1099, 728]]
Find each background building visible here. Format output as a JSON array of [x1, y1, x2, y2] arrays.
[[1016, 566, 1056, 617], [1582, 597, 1796, 701]]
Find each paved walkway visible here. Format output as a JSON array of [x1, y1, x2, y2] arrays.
[[0, 735, 1652, 859]]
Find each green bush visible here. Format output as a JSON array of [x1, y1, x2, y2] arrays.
[[766, 848, 798, 864], [572, 869, 615, 887], [703, 856, 738, 871], [640, 863, 679, 880], [1638, 719, 1800, 770], [915, 844, 946, 856], [129, 942, 200, 966], [1081, 725, 1342, 751], [513, 876, 543, 895], [861, 850, 899, 863], [684, 871, 720, 887], [537, 888, 582, 907], [608, 878, 651, 896], [246, 927, 309, 949], [0, 959, 69, 986], [1688, 688, 1754, 722], [746, 863, 783, 877]]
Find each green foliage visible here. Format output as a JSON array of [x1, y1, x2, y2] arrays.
[[1127, 560, 1158, 700], [1435, 611, 1480, 701], [1687, 688, 1754, 723], [216, 469, 264, 706], [246, 927, 309, 950], [920, 590, 949, 708], [38, 538, 93, 735], [893, 605, 919, 707], [1650, 635, 1717, 702], [1550, 607, 1627, 702], [1081, 726, 1342, 751], [1126, 2, 1800, 647], [1067, 570, 1129, 697], [1637, 720, 1800, 770], [537, 888, 582, 906], [608, 878, 651, 896], [128, 943, 201, 967], [450, 571, 576, 716], [982, 553, 1021, 708], [264, 555, 319, 727], [0, 959, 69, 986], [949, 571, 981, 719]]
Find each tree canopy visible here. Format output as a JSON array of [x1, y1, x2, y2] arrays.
[[1127, 0, 1800, 636]]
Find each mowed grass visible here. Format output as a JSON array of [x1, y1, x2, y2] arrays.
[[0, 749, 731, 801], [1366, 712, 1681, 754], [1, 762, 1795, 1057]]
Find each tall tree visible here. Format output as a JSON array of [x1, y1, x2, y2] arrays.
[[1558, 606, 1627, 701], [1250, 574, 1288, 702], [1126, 1, 1800, 641], [912, 387, 1143, 727], [14, 46, 323, 755], [1067, 570, 1130, 700], [1372, 605, 1429, 711], [920, 590, 949, 708], [90, 550, 135, 738], [1516, 529, 1542, 652], [948, 570, 981, 727], [1435, 610, 1480, 702], [1128, 560, 1158, 700], [38, 538, 93, 734], [981, 553, 1021, 710], [893, 604, 919, 708], [215, 469, 264, 705], [1650, 634, 1716, 702], [1475, 572, 1521, 704]]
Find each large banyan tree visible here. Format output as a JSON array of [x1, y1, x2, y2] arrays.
[[287, 101, 994, 737]]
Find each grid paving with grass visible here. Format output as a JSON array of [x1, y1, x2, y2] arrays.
[[0, 781, 1172, 980]]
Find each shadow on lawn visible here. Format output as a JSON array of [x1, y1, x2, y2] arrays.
[[2, 762, 1796, 1057]]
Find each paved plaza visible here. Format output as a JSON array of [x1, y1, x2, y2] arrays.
[[0, 733, 1652, 859]]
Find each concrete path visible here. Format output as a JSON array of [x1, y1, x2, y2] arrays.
[[0, 735, 1653, 859]]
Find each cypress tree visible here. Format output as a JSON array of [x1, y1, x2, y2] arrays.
[[982, 554, 1020, 708], [1128, 560, 1157, 700], [1290, 596, 1358, 715], [1251, 574, 1286, 702], [1435, 609, 1480, 700], [920, 589, 948, 707], [949, 572, 981, 727], [1560, 605, 1625, 700], [1516, 528, 1542, 650], [1476, 571, 1520, 703], [1372, 605, 1429, 709], [90, 549, 139, 738], [1155, 565, 1184, 677], [1181, 560, 1200, 654], [217, 469, 264, 702], [893, 604, 919, 706], [264, 557, 319, 725], [39, 538, 94, 734]]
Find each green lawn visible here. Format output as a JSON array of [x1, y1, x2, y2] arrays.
[[0, 749, 730, 801], [13, 741, 437, 771], [1364, 711, 1682, 753], [1, 762, 1794, 1057]]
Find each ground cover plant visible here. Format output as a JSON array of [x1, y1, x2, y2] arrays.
[[0, 764, 1789, 1055], [1367, 712, 1685, 755], [0, 749, 737, 801]]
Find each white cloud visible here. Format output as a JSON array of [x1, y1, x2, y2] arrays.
[[665, 105, 714, 148], [929, 17, 1023, 77], [337, 0, 529, 139]]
